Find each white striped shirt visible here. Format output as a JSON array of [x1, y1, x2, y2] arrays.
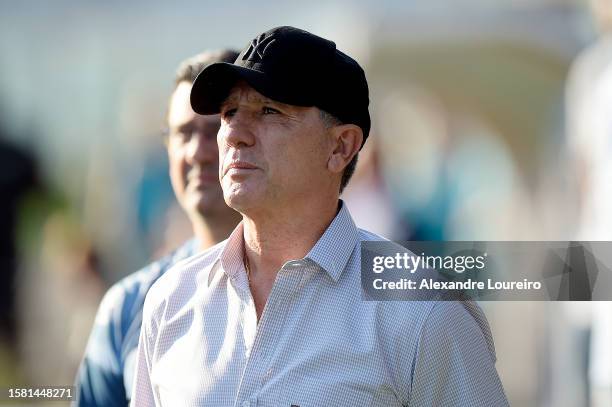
[[131, 202, 508, 406]]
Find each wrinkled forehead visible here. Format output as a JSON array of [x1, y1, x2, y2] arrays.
[[220, 80, 323, 122], [222, 80, 284, 108]]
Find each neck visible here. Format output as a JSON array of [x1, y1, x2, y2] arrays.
[[242, 198, 340, 278], [190, 211, 241, 251]]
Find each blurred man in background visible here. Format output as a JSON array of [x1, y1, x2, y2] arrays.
[[75, 49, 241, 406]]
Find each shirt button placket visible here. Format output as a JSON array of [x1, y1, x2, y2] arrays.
[[236, 266, 302, 406]]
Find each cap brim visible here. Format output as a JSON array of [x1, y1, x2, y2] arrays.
[[191, 62, 317, 115], [190, 63, 274, 115]]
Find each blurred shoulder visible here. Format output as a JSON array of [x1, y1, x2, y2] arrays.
[[95, 239, 198, 324], [93, 258, 166, 330]]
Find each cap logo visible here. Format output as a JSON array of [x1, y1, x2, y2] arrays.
[[242, 34, 277, 63]]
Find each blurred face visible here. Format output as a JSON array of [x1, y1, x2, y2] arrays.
[[218, 81, 332, 214], [167, 81, 226, 217]]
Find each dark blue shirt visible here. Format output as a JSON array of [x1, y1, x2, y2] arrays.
[[75, 239, 198, 406]]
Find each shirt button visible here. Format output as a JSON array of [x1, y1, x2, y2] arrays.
[[242, 401, 250, 407]]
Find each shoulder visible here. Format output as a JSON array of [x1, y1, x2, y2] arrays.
[[420, 300, 496, 360], [357, 228, 408, 251], [357, 228, 388, 242], [357, 227, 402, 255], [77, 240, 200, 403], [370, 300, 496, 402], [143, 239, 227, 322], [87, 239, 198, 357], [357, 227, 414, 255], [99, 240, 199, 324], [92, 261, 163, 337]]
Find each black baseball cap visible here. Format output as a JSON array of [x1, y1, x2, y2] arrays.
[[190, 26, 370, 148]]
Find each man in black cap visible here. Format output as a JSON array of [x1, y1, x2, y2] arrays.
[[131, 26, 508, 406]]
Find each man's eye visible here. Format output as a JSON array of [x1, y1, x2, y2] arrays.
[[222, 108, 237, 119], [170, 130, 191, 141], [262, 106, 280, 115]]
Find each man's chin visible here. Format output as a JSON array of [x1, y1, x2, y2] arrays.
[[224, 191, 258, 214]]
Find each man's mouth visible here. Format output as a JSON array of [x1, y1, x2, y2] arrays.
[[224, 161, 258, 175]]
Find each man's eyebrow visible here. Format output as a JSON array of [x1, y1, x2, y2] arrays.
[[175, 122, 193, 131], [166, 122, 192, 134], [220, 96, 234, 110], [256, 95, 276, 105], [221, 92, 281, 107]]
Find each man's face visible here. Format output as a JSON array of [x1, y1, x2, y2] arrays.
[[218, 81, 332, 213], [167, 81, 226, 217]]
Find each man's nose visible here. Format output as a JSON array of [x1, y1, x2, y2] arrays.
[[219, 110, 256, 148]]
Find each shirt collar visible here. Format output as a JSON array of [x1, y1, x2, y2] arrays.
[[305, 200, 359, 282], [213, 200, 359, 284], [218, 222, 246, 280]]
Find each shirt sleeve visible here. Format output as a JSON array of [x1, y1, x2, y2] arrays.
[[406, 301, 509, 407], [130, 292, 159, 406], [74, 286, 128, 407]]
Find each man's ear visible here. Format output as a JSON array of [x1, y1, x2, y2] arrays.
[[327, 124, 363, 174]]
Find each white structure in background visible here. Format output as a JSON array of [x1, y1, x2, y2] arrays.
[[566, 0, 612, 401]]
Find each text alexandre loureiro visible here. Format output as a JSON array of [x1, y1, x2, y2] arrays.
[[370, 253, 542, 291]]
